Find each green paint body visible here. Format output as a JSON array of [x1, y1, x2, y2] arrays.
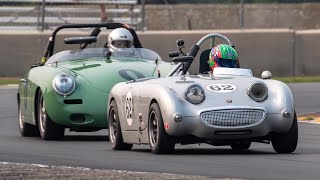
[[18, 57, 175, 128]]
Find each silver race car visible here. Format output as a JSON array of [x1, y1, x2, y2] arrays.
[[107, 33, 298, 154]]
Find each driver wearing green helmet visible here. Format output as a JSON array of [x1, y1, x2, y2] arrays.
[[209, 44, 240, 71]]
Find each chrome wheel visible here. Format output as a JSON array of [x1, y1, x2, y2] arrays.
[[149, 111, 158, 147], [18, 102, 23, 130], [37, 91, 64, 140], [18, 96, 39, 137], [109, 109, 117, 143], [108, 100, 132, 150], [39, 95, 46, 134], [148, 103, 175, 154]]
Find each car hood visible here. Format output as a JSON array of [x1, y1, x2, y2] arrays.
[[136, 74, 292, 114], [57, 58, 159, 93]]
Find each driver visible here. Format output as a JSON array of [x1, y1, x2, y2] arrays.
[[107, 28, 135, 56], [209, 44, 240, 71]]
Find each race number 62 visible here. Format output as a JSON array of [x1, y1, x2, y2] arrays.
[[206, 84, 236, 93]]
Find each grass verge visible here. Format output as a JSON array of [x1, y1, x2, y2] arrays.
[[0, 78, 20, 85]]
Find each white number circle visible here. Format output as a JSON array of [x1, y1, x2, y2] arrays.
[[206, 84, 236, 93], [125, 91, 133, 126]]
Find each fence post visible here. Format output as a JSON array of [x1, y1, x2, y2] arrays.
[[140, 0, 145, 31], [41, 0, 45, 31], [292, 30, 297, 76], [239, 0, 244, 28]]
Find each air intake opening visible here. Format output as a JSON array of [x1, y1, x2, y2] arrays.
[[215, 130, 252, 135], [70, 114, 86, 123], [64, 99, 83, 104]]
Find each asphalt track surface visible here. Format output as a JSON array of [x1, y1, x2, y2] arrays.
[[0, 83, 320, 180]]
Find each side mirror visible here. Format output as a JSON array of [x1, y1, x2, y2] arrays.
[[172, 56, 194, 63], [177, 39, 184, 47], [64, 36, 97, 44], [30, 63, 43, 69], [169, 51, 180, 58], [261, 70, 272, 79]]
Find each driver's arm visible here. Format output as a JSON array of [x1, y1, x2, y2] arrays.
[[122, 24, 142, 48]]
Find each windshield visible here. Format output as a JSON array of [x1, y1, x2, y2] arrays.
[[46, 48, 162, 64]]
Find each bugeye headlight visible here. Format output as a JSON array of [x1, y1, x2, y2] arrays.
[[185, 84, 205, 104], [52, 73, 75, 96], [247, 81, 268, 102]]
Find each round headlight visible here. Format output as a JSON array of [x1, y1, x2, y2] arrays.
[[247, 81, 268, 102], [52, 73, 75, 96], [185, 84, 205, 104]]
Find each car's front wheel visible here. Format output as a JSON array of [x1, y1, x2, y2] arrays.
[[271, 112, 298, 153], [148, 103, 175, 154], [37, 91, 64, 140], [18, 97, 39, 137], [108, 100, 132, 150]]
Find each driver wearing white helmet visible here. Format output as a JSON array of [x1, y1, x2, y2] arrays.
[[107, 28, 135, 56]]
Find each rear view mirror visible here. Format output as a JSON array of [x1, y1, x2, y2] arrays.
[[172, 56, 194, 63], [64, 36, 97, 44], [169, 51, 180, 58], [177, 39, 184, 47]]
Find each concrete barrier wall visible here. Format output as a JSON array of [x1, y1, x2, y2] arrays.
[[295, 30, 320, 76], [144, 3, 320, 30], [0, 29, 319, 77]]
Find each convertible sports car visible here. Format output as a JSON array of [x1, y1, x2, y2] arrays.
[[17, 23, 175, 140], [108, 33, 298, 154]]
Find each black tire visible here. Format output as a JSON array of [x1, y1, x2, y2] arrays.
[[108, 100, 133, 150], [230, 141, 251, 151], [148, 103, 175, 154], [37, 91, 64, 140], [271, 112, 298, 153], [18, 97, 39, 137]]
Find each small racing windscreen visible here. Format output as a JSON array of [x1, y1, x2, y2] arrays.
[[46, 48, 162, 64]]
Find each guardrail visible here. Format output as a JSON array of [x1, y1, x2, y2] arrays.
[[0, 0, 143, 31]]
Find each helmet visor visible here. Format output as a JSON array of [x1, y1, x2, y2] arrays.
[[111, 40, 133, 48], [216, 58, 239, 68]]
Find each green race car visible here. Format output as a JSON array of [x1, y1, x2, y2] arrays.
[[17, 23, 175, 140]]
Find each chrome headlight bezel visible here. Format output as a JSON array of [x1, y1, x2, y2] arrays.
[[247, 81, 268, 102], [52, 73, 76, 96], [184, 83, 205, 104]]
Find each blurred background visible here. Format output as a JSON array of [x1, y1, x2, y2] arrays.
[[0, 0, 319, 77], [1, 0, 319, 31]]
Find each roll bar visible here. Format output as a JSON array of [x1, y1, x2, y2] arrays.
[[167, 33, 233, 77], [41, 23, 142, 63]]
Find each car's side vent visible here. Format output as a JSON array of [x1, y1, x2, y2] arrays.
[[64, 99, 83, 104]]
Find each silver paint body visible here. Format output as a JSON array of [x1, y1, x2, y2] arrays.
[[108, 67, 294, 144]]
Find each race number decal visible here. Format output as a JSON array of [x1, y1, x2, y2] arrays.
[[125, 91, 133, 126], [206, 84, 236, 93], [118, 69, 145, 81]]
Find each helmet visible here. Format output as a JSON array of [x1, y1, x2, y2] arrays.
[[209, 44, 239, 70], [108, 28, 134, 56]]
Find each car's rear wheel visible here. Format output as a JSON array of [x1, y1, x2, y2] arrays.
[[230, 141, 251, 151], [18, 97, 39, 137], [37, 91, 64, 140], [108, 100, 132, 150], [148, 103, 175, 154], [271, 112, 298, 153]]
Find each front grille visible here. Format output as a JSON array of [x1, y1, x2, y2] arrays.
[[200, 109, 265, 127]]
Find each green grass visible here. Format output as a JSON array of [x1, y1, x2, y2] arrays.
[[0, 78, 20, 85], [1, 76, 320, 85]]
